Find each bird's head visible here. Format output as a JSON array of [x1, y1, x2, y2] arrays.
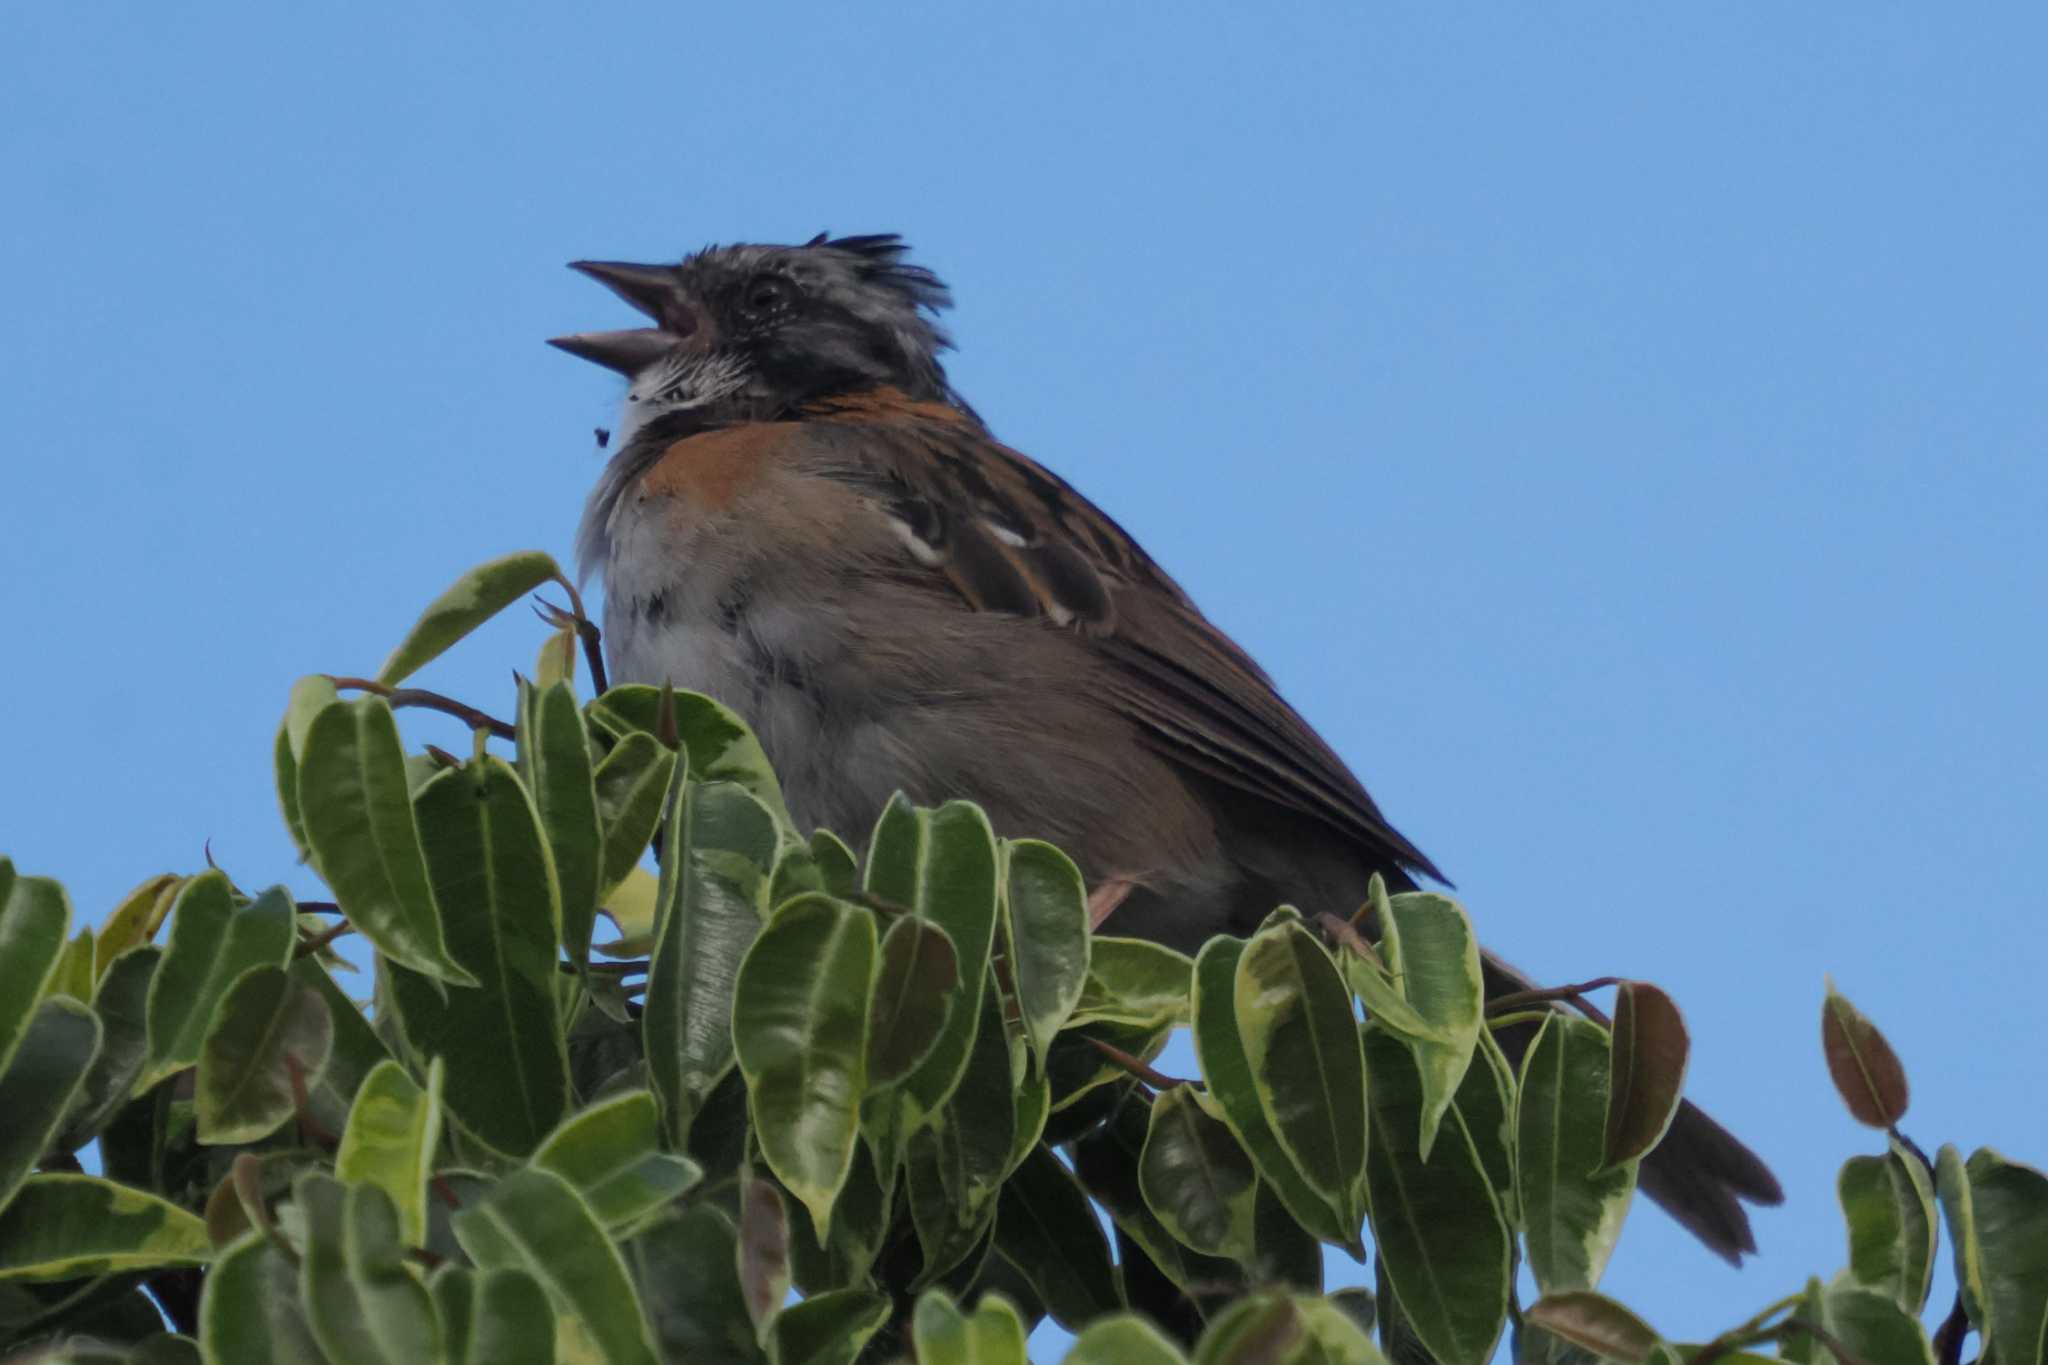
[[550, 233, 961, 444]]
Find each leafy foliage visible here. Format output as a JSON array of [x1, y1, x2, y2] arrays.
[[1, 551, 2043, 1365]]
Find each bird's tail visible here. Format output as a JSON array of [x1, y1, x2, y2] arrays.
[[1479, 950, 1783, 1263]]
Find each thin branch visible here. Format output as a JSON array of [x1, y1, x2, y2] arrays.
[[328, 676, 516, 741], [293, 919, 353, 960], [1086, 1036, 1190, 1091], [1484, 977, 1625, 1015]]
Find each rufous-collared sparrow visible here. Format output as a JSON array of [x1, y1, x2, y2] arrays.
[[550, 233, 1782, 1261]]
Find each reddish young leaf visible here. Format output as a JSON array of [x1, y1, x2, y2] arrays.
[[1602, 981, 1690, 1169], [1821, 982, 1910, 1128]]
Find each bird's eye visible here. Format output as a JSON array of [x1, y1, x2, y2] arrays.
[[743, 275, 792, 315]]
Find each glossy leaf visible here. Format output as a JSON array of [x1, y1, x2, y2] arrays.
[[47, 925, 95, 1002], [1523, 1292, 1660, 1365], [1234, 921, 1366, 1226], [1002, 839, 1091, 1068], [533, 1088, 701, 1234], [911, 1291, 1032, 1365], [1070, 937, 1195, 1030], [55, 945, 160, 1149], [142, 874, 296, 1086], [1064, 1315, 1192, 1365], [645, 777, 779, 1143], [522, 680, 604, 970], [335, 1056, 446, 1245], [94, 873, 180, 978], [0, 1174, 209, 1281], [466, 1266, 558, 1365], [1818, 1282, 1936, 1365], [1140, 1083, 1258, 1259], [1189, 1294, 1304, 1365], [909, 984, 1023, 1282], [377, 549, 563, 685], [591, 732, 676, 901], [453, 1166, 661, 1365], [627, 1204, 757, 1364], [595, 865, 660, 957], [1821, 982, 1909, 1128], [993, 1143, 1120, 1331], [298, 698, 475, 986], [1963, 1147, 2048, 1365], [1362, 1025, 1511, 1365], [738, 1173, 792, 1335], [863, 796, 1001, 1140], [767, 1286, 890, 1365], [1188, 935, 1350, 1246], [196, 965, 334, 1143], [735, 894, 876, 1235], [299, 1172, 442, 1365], [1935, 1143, 1989, 1341], [290, 954, 393, 1135], [1838, 1146, 1936, 1314], [0, 868, 72, 1073], [1380, 891, 1484, 1160], [1602, 981, 1688, 1170], [0, 997, 101, 1209], [202, 1232, 329, 1364], [385, 758, 569, 1157], [276, 675, 340, 863], [866, 915, 959, 1089], [587, 684, 794, 830], [1517, 1014, 1635, 1294]]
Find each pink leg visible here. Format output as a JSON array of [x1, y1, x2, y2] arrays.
[[1087, 878, 1136, 931]]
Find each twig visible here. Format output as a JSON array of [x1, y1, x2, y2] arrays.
[[1086, 1037, 1190, 1091], [1484, 977, 1624, 1015], [296, 900, 344, 916], [328, 676, 516, 741], [1931, 1294, 1970, 1365], [548, 574, 609, 696], [293, 919, 353, 960]]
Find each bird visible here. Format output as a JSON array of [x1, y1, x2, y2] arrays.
[[549, 232, 1783, 1262]]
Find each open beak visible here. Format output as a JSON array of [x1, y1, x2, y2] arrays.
[[546, 328, 677, 375]]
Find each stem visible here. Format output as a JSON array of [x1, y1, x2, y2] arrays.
[[1086, 1037, 1189, 1091], [293, 919, 353, 960], [1485, 977, 1625, 1015], [328, 676, 516, 741]]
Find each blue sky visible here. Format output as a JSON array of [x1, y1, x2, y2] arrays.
[[4, 2, 2043, 1347]]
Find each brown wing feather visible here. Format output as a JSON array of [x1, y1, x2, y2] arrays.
[[804, 390, 1443, 884]]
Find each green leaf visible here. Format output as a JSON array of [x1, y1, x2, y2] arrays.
[[992, 1143, 1120, 1332], [907, 982, 1024, 1285], [453, 1166, 661, 1365], [1936, 1143, 1990, 1340], [862, 797, 1001, 1149], [54, 945, 160, 1150], [1963, 1147, 2048, 1365], [336, 1057, 446, 1245], [626, 1204, 757, 1364], [596, 865, 660, 957], [587, 684, 795, 830], [1817, 1282, 1936, 1365], [808, 830, 860, 898], [766, 1287, 890, 1365], [201, 1233, 329, 1364], [142, 874, 296, 1086], [1517, 1014, 1635, 1294], [1296, 1293, 1388, 1364], [1002, 840, 1090, 1068], [1362, 1025, 1511, 1365], [911, 1291, 1031, 1365], [645, 778, 779, 1143], [377, 549, 564, 685], [1458, 1027, 1518, 1217], [591, 732, 677, 901], [1234, 920, 1367, 1228], [1189, 935, 1350, 1246], [1070, 937, 1194, 1030], [196, 965, 335, 1144], [462, 1266, 559, 1365], [1523, 1292, 1660, 1365], [1381, 892, 1484, 1161], [734, 894, 876, 1237], [1190, 1294, 1304, 1365], [47, 925, 95, 1003], [93, 872, 180, 978], [0, 997, 101, 1209], [1, 868, 73, 1072], [1072, 1090, 1249, 1307], [1821, 981, 1909, 1128], [276, 676, 341, 862], [1140, 1084, 1258, 1259], [532, 1089, 701, 1234], [0, 1174, 209, 1281], [1064, 1315, 1193, 1365], [290, 954, 393, 1136], [299, 1172, 442, 1365], [866, 916, 959, 1090], [298, 698, 476, 986], [522, 680, 605, 971], [1838, 1147, 1936, 1315], [385, 758, 569, 1157], [1601, 982, 1689, 1171]]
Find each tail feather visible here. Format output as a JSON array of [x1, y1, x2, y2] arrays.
[[1478, 950, 1783, 1262]]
